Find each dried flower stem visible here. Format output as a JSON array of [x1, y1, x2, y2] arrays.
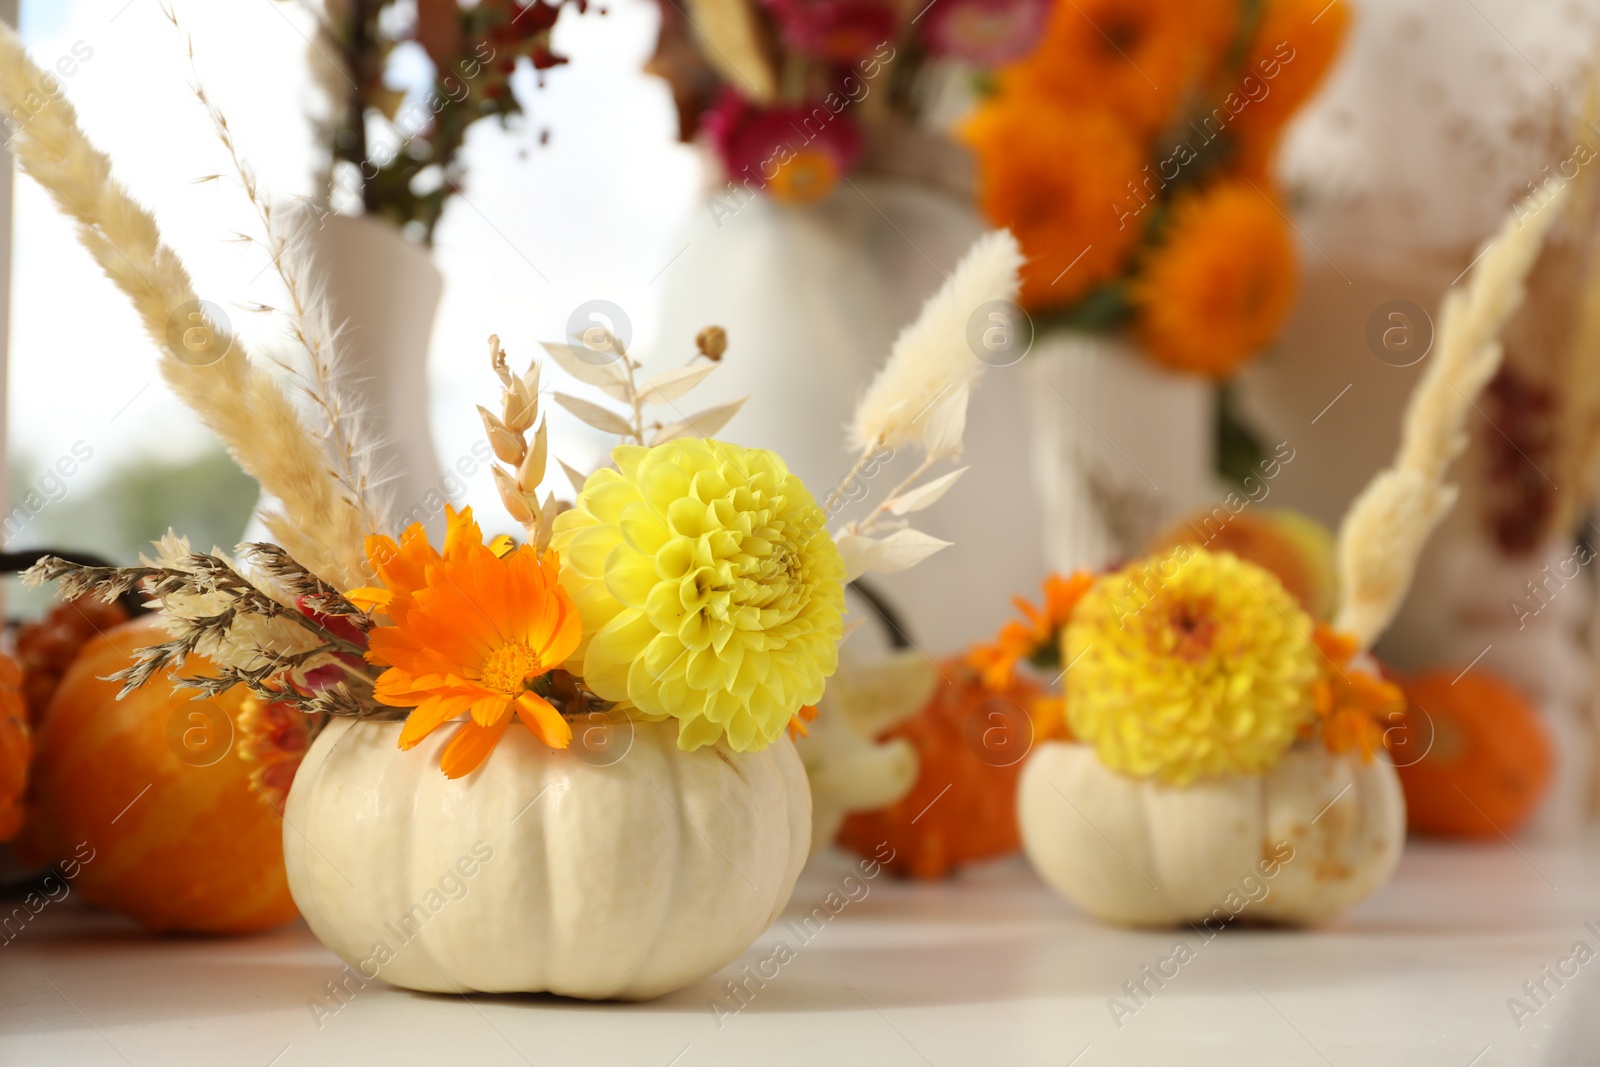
[[1334, 181, 1570, 647], [175, 11, 381, 533], [483, 336, 560, 552], [0, 20, 371, 589]]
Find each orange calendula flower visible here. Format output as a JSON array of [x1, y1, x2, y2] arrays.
[[1310, 624, 1405, 763], [967, 571, 1095, 689], [1229, 0, 1352, 178], [347, 504, 485, 623], [963, 99, 1144, 310], [358, 506, 584, 778], [1132, 180, 1297, 377], [787, 703, 819, 740], [1002, 0, 1237, 133]]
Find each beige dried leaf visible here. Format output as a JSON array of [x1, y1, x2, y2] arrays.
[[861, 528, 952, 574], [886, 467, 968, 516], [540, 341, 632, 400], [638, 361, 718, 405], [834, 533, 882, 583], [649, 396, 747, 445], [553, 392, 636, 436], [559, 458, 590, 495], [920, 384, 970, 459]]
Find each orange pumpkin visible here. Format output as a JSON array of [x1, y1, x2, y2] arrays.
[[20, 615, 299, 933], [837, 661, 1041, 879], [0, 653, 29, 842], [1396, 669, 1552, 839]]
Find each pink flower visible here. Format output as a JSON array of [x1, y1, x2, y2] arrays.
[[921, 0, 1050, 65], [296, 596, 368, 692], [704, 91, 864, 205], [766, 0, 898, 63]]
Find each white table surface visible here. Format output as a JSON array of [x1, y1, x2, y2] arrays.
[[4, 838, 1599, 1066]]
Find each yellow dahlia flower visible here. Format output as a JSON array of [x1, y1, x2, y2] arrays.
[[1064, 546, 1319, 785], [551, 439, 846, 751]]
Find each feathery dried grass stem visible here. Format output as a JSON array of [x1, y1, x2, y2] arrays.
[[172, 9, 381, 533], [0, 20, 371, 588], [1334, 183, 1570, 647]]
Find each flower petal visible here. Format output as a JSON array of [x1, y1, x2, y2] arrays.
[[439, 717, 511, 779], [515, 691, 572, 749]]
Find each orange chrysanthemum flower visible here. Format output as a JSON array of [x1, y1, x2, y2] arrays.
[[967, 572, 1095, 689], [1132, 180, 1297, 377], [1309, 624, 1405, 762], [355, 506, 584, 778], [1229, 0, 1352, 178], [964, 99, 1144, 310], [1002, 0, 1237, 133]]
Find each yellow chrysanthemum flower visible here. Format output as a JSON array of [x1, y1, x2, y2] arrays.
[[551, 439, 846, 752], [1064, 546, 1319, 785]]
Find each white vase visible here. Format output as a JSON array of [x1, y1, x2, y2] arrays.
[[651, 177, 1049, 655], [1025, 332, 1216, 573], [295, 214, 447, 537]]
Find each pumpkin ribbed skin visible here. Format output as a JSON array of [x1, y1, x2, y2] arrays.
[[1020, 741, 1404, 927], [284, 716, 810, 1000], [21, 615, 298, 933], [1396, 670, 1551, 838]]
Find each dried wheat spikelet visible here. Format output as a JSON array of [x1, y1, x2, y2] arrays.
[[483, 335, 560, 552], [179, 15, 382, 535], [1334, 181, 1570, 648], [0, 20, 370, 588]]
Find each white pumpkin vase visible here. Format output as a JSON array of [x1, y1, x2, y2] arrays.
[[1019, 741, 1405, 928], [284, 716, 810, 1000]]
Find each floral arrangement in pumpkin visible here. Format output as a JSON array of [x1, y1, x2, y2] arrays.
[[963, 0, 1350, 377], [647, 0, 1052, 205], [1010, 174, 1572, 928], [966, 506, 1394, 782], [8, 3, 1024, 785], [974, 549, 1403, 789]]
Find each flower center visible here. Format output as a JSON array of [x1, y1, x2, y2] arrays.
[[1166, 600, 1218, 661], [480, 642, 545, 694], [769, 148, 841, 206]]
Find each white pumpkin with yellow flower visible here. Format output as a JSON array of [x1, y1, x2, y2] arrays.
[[14, 59, 1028, 1000], [282, 232, 1021, 997], [1017, 181, 1570, 927]]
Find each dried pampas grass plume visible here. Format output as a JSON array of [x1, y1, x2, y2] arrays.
[[849, 229, 1024, 454], [0, 21, 370, 589], [1334, 182, 1570, 647]]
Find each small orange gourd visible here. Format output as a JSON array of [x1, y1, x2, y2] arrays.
[[1396, 669, 1551, 839], [0, 653, 29, 842], [837, 661, 1041, 879], [21, 614, 299, 933]]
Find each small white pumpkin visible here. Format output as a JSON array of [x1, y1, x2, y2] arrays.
[[283, 715, 810, 1000], [1019, 740, 1404, 927]]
